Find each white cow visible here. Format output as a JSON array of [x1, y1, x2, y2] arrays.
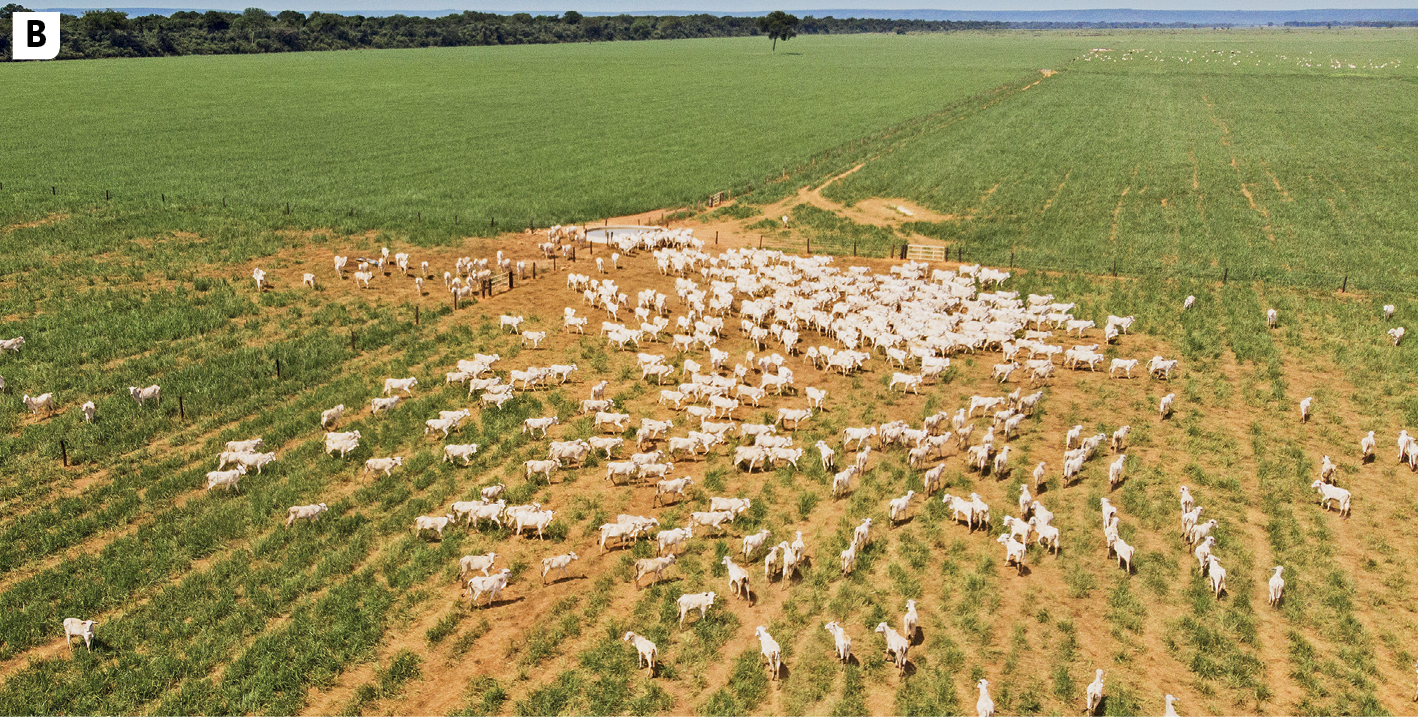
[[825, 621, 852, 663], [285, 503, 329, 528], [443, 443, 480, 466], [875, 622, 910, 675], [382, 377, 418, 396], [623, 631, 658, 673], [128, 384, 161, 406], [363, 456, 405, 477], [63, 618, 98, 651], [320, 404, 345, 429], [1310, 479, 1351, 516], [676, 592, 716, 626], [464, 569, 512, 608], [541, 552, 580, 583], [205, 465, 246, 492], [755, 626, 782, 680], [413, 514, 455, 539]]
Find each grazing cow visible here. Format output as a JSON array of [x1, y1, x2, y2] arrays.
[[459, 552, 499, 579], [63, 618, 97, 652], [464, 569, 512, 608], [128, 385, 161, 406], [382, 377, 418, 396], [363, 456, 405, 477], [22, 393, 55, 415], [541, 552, 580, 583], [285, 503, 328, 528], [320, 404, 345, 429], [443, 443, 480, 466], [205, 465, 246, 492], [413, 514, 455, 539]]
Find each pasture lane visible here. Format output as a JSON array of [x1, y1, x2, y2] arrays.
[[378, 572, 639, 716]]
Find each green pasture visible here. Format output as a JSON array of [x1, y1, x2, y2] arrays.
[[2, 28, 1418, 716], [0, 33, 1078, 235], [810, 29, 1418, 292]]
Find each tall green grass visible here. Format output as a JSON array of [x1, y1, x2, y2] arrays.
[[821, 29, 1418, 293], [0, 34, 1080, 237]]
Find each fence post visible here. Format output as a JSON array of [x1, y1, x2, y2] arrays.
[[1010, 251, 1014, 269], [508, 271, 514, 290], [1112, 258, 1117, 277], [1342, 275, 1348, 293], [276, 357, 282, 380], [553, 257, 557, 271], [415, 305, 420, 325], [759, 236, 763, 249], [532, 263, 536, 279], [60, 439, 68, 467], [715, 231, 719, 245], [351, 331, 357, 351], [1223, 268, 1228, 284], [179, 395, 185, 422], [853, 242, 857, 257], [106, 189, 110, 201]]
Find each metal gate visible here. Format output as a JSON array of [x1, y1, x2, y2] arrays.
[[906, 244, 947, 262]]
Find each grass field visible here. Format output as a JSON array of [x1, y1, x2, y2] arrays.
[[0, 33, 1078, 235], [2, 27, 1418, 717], [808, 29, 1418, 293]]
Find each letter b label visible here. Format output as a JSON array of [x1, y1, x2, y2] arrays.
[[13, 12, 61, 60]]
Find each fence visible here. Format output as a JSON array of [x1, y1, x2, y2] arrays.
[[905, 244, 947, 262]]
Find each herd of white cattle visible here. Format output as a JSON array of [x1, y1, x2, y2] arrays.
[[20, 226, 1414, 712]]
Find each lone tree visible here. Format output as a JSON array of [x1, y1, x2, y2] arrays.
[[756, 10, 799, 52]]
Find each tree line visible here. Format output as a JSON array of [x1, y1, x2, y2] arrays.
[[0, 5, 1004, 60]]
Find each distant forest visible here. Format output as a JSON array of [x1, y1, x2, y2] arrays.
[[0, 4, 1005, 60]]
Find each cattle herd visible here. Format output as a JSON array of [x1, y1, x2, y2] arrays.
[[15, 225, 1415, 714]]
